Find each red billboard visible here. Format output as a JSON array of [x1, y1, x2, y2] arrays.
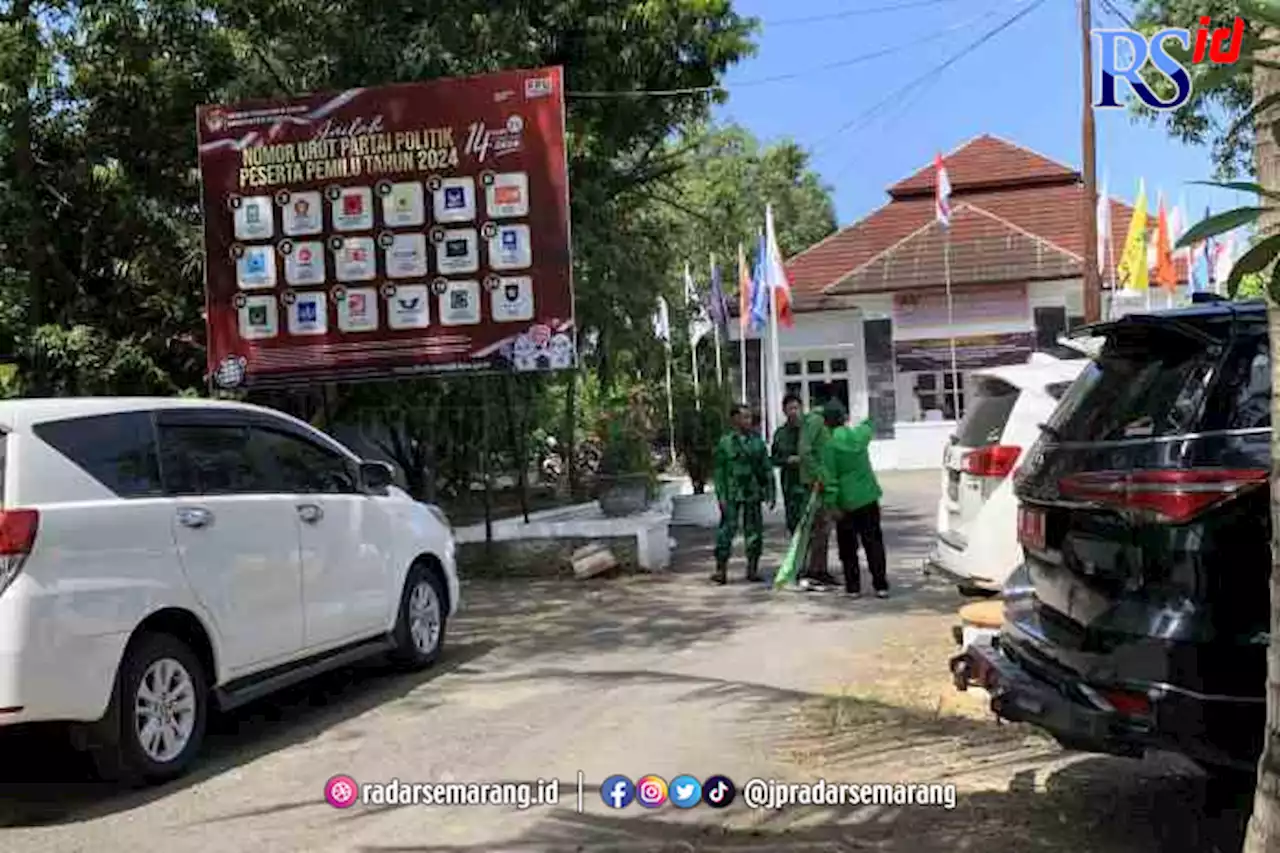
[[196, 67, 574, 390]]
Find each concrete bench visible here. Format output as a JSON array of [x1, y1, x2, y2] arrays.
[[453, 501, 672, 572]]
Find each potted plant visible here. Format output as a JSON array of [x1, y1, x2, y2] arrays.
[[671, 382, 730, 527], [595, 390, 656, 517]]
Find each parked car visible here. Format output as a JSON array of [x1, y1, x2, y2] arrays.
[[0, 398, 459, 782], [927, 352, 1089, 595], [951, 299, 1270, 774]]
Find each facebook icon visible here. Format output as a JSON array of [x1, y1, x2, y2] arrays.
[[600, 775, 635, 809]]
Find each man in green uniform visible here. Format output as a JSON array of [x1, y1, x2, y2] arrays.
[[771, 393, 807, 535], [712, 403, 775, 584], [823, 408, 889, 597], [798, 387, 843, 589]]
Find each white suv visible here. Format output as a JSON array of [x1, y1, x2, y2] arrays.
[[0, 397, 459, 782]]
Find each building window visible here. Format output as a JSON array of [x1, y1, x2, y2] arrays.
[[864, 318, 896, 438], [830, 358, 848, 373], [1034, 306, 1067, 352], [915, 370, 966, 421], [785, 382, 802, 401], [782, 352, 854, 414], [784, 361, 802, 376], [806, 359, 825, 374]]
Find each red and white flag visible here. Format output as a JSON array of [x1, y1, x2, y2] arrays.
[[935, 153, 952, 228]]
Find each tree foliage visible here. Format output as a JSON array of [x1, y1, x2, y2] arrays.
[[1131, 0, 1258, 177]]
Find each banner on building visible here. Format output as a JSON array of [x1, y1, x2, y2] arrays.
[[892, 283, 1028, 336], [894, 332, 1034, 372], [196, 67, 574, 390]]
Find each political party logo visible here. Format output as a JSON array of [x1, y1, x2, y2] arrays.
[[213, 355, 246, 388], [444, 186, 466, 210], [495, 185, 522, 206], [246, 203, 262, 224], [446, 238, 469, 258], [343, 193, 365, 216], [600, 775, 634, 809], [204, 108, 227, 132], [501, 230, 519, 252], [530, 323, 551, 348], [324, 775, 359, 809], [449, 288, 470, 311], [245, 252, 267, 276], [504, 282, 521, 302], [348, 292, 368, 316], [294, 198, 311, 217], [349, 247, 368, 263], [297, 246, 313, 264], [525, 76, 554, 99], [669, 775, 702, 809], [636, 775, 668, 808], [298, 301, 318, 323], [1095, 17, 1244, 110], [247, 304, 269, 326], [398, 296, 421, 311], [701, 775, 736, 809]]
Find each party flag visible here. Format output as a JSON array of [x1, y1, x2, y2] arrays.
[[1117, 179, 1149, 291]]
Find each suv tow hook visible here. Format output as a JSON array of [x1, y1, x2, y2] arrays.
[[949, 655, 971, 692]]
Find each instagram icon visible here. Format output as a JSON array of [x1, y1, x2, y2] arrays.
[[636, 775, 668, 808]]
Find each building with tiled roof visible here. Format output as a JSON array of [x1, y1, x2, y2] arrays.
[[730, 134, 1183, 470]]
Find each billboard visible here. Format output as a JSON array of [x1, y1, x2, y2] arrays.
[[196, 66, 574, 390]]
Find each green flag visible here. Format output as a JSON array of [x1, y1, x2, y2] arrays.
[[774, 491, 820, 589]]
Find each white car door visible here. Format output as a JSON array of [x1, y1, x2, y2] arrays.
[[157, 412, 306, 675], [249, 420, 395, 650]]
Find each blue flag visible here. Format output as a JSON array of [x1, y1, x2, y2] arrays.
[[749, 233, 769, 331], [707, 261, 729, 331]]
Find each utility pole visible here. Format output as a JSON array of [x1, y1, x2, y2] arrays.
[[1080, 0, 1102, 323]]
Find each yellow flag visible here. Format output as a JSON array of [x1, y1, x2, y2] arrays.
[[1117, 179, 1149, 290]]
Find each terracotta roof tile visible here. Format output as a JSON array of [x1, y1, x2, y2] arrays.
[[783, 135, 1186, 309], [888, 135, 1078, 198], [827, 204, 1080, 295]]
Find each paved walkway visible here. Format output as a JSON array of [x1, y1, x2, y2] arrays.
[[0, 470, 1250, 852]]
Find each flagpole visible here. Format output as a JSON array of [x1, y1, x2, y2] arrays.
[[711, 253, 723, 385], [756, 227, 766, 431], [665, 347, 676, 466], [738, 243, 748, 404], [943, 229, 960, 421], [765, 205, 785, 443]]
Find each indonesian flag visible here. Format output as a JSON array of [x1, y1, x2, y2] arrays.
[[935, 153, 951, 227], [764, 204, 795, 328]]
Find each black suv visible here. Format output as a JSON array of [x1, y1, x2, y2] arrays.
[[951, 299, 1271, 773]]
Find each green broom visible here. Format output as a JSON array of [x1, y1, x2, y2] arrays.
[[774, 491, 820, 590]]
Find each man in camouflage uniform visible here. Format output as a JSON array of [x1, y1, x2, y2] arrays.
[[712, 403, 775, 584], [771, 393, 807, 535]]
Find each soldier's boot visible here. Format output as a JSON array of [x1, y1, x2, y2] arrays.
[[745, 557, 760, 583], [711, 561, 728, 585]]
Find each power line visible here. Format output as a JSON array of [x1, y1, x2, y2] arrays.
[[809, 0, 1050, 154], [766, 0, 967, 28], [1096, 0, 1134, 29], [566, 8, 1000, 99]]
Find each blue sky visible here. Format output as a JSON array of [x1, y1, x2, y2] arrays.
[[714, 0, 1254, 236]]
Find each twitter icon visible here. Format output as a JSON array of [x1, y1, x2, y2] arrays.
[[669, 775, 702, 809]]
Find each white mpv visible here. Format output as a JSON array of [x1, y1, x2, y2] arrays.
[[0, 398, 459, 782]]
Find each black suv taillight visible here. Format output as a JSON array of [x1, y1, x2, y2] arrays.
[[1059, 468, 1267, 523]]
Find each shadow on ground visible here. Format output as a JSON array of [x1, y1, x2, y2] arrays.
[[350, 674, 1251, 853], [0, 641, 494, 828]]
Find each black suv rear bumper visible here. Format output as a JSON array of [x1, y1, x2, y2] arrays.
[[950, 637, 1259, 772]]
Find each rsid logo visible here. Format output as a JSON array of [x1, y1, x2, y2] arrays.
[[1095, 16, 1245, 110]]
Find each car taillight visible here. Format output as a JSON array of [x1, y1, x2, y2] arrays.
[[961, 445, 1021, 478], [0, 509, 38, 598], [1099, 688, 1152, 717], [1059, 468, 1267, 523]]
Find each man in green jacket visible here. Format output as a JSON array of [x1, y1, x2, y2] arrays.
[[798, 388, 843, 589], [712, 403, 775, 584], [770, 393, 807, 535], [822, 408, 889, 598]]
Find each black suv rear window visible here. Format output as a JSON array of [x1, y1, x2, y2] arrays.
[[35, 411, 163, 498], [1045, 328, 1217, 442], [954, 377, 1019, 447]]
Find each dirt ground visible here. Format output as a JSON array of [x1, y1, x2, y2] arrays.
[[0, 469, 1254, 852]]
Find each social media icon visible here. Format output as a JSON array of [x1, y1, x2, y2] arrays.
[[702, 775, 735, 808], [635, 775, 668, 808], [669, 775, 702, 809], [444, 187, 465, 209], [324, 774, 359, 808], [600, 775, 634, 809]]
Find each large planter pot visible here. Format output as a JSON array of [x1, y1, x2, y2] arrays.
[[597, 473, 652, 517], [670, 492, 719, 528]]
